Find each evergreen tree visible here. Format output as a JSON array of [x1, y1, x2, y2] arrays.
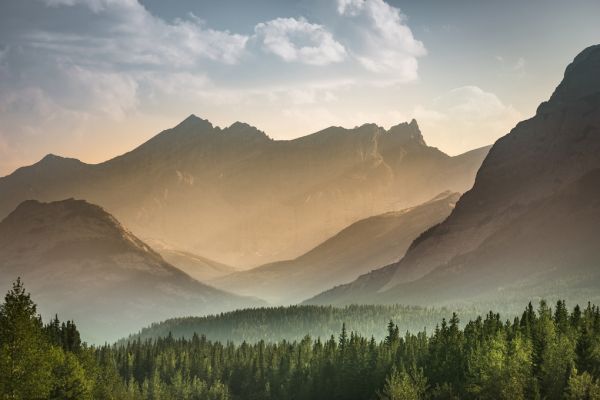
[[379, 367, 427, 400], [0, 278, 55, 399]]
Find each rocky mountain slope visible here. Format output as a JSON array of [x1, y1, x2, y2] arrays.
[[0, 199, 263, 342], [212, 192, 460, 304], [307, 44, 600, 307], [0, 119, 489, 267]]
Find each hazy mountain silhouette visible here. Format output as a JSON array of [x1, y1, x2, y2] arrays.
[[212, 192, 460, 304], [0, 199, 264, 343], [0, 119, 489, 268], [307, 44, 600, 308], [147, 239, 238, 281]]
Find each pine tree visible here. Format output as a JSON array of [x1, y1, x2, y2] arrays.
[[49, 351, 93, 400], [0, 278, 55, 399], [379, 367, 427, 400]]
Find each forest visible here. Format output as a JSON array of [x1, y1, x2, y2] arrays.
[[125, 304, 483, 345], [2, 279, 600, 400]]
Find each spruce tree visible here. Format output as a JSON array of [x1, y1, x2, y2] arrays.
[[0, 278, 55, 399]]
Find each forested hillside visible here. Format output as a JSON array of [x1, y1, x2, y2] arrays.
[[122, 303, 480, 345], [2, 280, 600, 399]]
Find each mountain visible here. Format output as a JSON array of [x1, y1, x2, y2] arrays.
[[211, 192, 460, 304], [147, 239, 238, 281], [0, 119, 489, 268], [307, 44, 600, 308], [0, 199, 263, 343]]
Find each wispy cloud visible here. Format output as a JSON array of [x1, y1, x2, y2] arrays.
[[33, 1, 249, 66]]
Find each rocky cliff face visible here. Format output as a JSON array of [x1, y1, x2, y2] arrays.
[[307, 44, 600, 307]]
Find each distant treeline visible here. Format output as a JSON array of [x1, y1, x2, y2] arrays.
[[2, 279, 600, 399], [122, 304, 484, 345]]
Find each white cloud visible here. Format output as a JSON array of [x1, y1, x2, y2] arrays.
[[35, 0, 248, 66], [254, 17, 346, 66], [0, 0, 247, 147], [336, 0, 364, 15], [336, 0, 426, 80]]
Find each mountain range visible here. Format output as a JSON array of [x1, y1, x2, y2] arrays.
[[211, 191, 460, 304], [0, 118, 489, 268], [0, 198, 263, 343], [307, 44, 600, 308]]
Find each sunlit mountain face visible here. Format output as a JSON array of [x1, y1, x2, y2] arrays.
[[0, 117, 488, 269], [1, 1, 600, 399]]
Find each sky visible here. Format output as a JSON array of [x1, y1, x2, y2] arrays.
[[0, 0, 599, 176]]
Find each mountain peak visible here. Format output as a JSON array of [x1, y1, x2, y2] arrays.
[[8, 198, 115, 227], [224, 121, 270, 140], [2, 198, 156, 258], [175, 114, 213, 130], [356, 123, 382, 132], [545, 44, 600, 107], [28, 154, 84, 171], [229, 121, 253, 129], [41, 153, 63, 161], [386, 119, 426, 146], [0, 197, 263, 342], [38, 153, 82, 164]]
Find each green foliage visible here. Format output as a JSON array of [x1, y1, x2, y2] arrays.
[[379, 367, 428, 400], [0, 279, 126, 400], [0, 278, 55, 399], [49, 351, 93, 400], [2, 279, 600, 399], [567, 369, 600, 399], [124, 304, 481, 345]]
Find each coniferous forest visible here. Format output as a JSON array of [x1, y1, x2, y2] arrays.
[[125, 305, 484, 345], [2, 279, 600, 400]]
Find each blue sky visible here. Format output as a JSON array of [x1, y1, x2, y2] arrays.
[[0, 0, 599, 175]]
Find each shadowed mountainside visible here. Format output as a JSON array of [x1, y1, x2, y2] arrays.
[[0, 198, 264, 343], [307, 44, 600, 308]]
